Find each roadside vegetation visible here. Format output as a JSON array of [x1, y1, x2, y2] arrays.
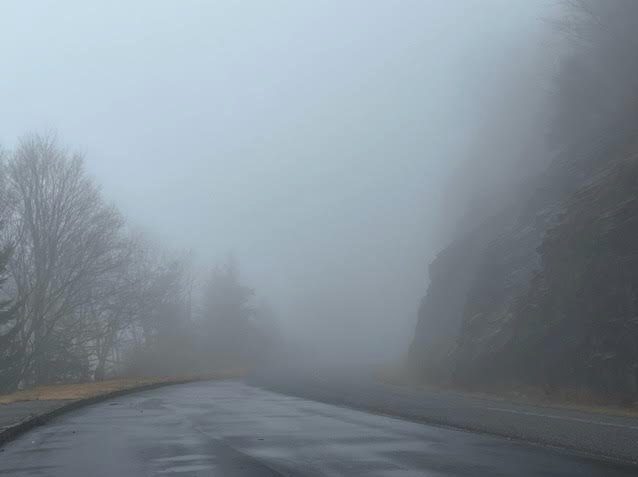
[[0, 134, 279, 394]]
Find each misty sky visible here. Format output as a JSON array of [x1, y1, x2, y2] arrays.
[[0, 1, 547, 362]]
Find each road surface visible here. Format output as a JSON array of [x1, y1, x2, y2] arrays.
[[0, 380, 635, 476], [253, 368, 638, 464]]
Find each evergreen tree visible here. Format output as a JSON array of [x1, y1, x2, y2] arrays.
[[203, 255, 254, 366]]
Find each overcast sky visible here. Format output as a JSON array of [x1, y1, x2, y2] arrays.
[[0, 1, 548, 363]]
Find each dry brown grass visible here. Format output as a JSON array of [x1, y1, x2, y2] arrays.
[[376, 365, 638, 418], [0, 369, 244, 405]]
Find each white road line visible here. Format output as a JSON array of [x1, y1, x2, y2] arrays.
[[486, 407, 638, 431]]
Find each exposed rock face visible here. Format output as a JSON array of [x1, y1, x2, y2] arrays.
[[410, 138, 638, 402], [500, 159, 638, 399], [408, 218, 498, 383]]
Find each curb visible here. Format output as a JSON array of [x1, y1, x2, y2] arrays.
[[0, 379, 198, 448]]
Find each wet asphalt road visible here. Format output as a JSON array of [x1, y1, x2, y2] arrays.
[[0, 380, 636, 476], [253, 368, 638, 464]]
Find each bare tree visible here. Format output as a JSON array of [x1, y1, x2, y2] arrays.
[[89, 236, 148, 380], [4, 134, 127, 387]]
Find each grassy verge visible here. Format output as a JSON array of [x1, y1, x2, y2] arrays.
[[377, 365, 638, 418], [0, 369, 244, 405]]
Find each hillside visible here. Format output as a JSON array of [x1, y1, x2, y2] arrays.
[[409, 1, 638, 405], [409, 129, 638, 404]]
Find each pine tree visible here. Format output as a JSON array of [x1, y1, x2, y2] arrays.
[[203, 255, 254, 366]]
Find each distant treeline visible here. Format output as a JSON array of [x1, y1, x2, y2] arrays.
[[0, 134, 278, 393]]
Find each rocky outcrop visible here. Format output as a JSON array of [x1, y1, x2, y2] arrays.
[[408, 217, 499, 383], [410, 136, 638, 403], [500, 159, 638, 400]]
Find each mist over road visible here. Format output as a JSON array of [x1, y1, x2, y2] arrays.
[[0, 380, 635, 476]]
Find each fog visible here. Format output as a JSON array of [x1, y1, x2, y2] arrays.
[[0, 1, 551, 366]]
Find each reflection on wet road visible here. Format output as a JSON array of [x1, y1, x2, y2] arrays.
[[0, 380, 635, 476]]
